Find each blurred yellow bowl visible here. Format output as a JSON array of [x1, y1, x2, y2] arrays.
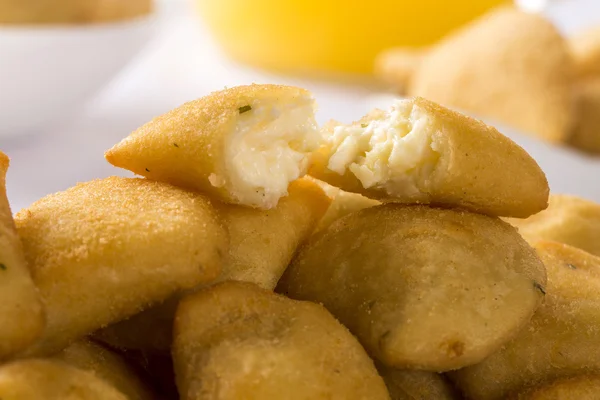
[[195, 0, 508, 74]]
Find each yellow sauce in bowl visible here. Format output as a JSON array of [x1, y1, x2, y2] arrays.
[[196, 0, 508, 74]]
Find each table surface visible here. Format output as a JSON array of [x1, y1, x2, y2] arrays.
[[2, 0, 599, 212]]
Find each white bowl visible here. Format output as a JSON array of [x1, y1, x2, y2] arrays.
[[0, 16, 155, 137]]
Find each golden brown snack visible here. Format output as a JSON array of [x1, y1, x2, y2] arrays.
[[309, 97, 549, 218], [510, 375, 600, 400], [409, 7, 574, 143], [570, 26, 600, 79], [449, 241, 600, 400], [95, 178, 330, 353], [213, 177, 330, 288], [106, 84, 321, 210], [507, 194, 600, 257], [173, 281, 391, 400], [278, 204, 546, 371], [15, 177, 228, 356], [568, 79, 600, 154], [0, 359, 128, 399], [377, 363, 459, 400], [55, 340, 155, 400], [0, 0, 152, 24], [311, 178, 380, 233], [0, 151, 44, 359], [374, 47, 425, 94]]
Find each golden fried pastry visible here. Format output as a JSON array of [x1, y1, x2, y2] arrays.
[[106, 84, 321, 210], [213, 177, 330, 288], [278, 204, 546, 371], [507, 194, 600, 257], [374, 47, 425, 94], [450, 241, 600, 400], [15, 177, 228, 356], [173, 282, 391, 400], [510, 375, 600, 400], [95, 178, 330, 353], [0, 0, 152, 24], [377, 363, 459, 400], [309, 97, 549, 218], [570, 26, 600, 79], [409, 7, 574, 143], [0, 359, 128, 399], [568, 79, 600, 154], [310, 178, 380, 233], [0, 151, 44, 359], [55, 340, 154, 400]]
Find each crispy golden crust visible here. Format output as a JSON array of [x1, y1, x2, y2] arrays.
[[507, 194, 600, 256], [214, 177, 331, 289], [55, 340, 155, 400], [15, 177, 228, 356], [278, 204, 546, 371], [0, 0, 152, 24], [0, 359, 128, 399], [570, 26, 600, 79], [568, 79, 600, 154], [449, 241, 600, 400], [0, 151, 44, 359], [105, 84, 313, 208], [94, 178, 330, 353], [409, 7, 574, 142], [510, 375, 600, 400], [374, 47, 425, 94], [377, 364, 459, 400], [173, 282, 391, 400], [310, 97, 549, 218]]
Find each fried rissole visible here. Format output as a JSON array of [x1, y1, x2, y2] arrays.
[[507, 194, 600, 257], [568, 79, 600, 154], [15, 177, 227, 356], [55, 340, 155, 400], [408, 7, 574, 143], [106, 84, 321, 210], [450, 241, 600, 400], [510, 375, 600, 400], [570, 26, 600, 79], [279, 204, 546, 371], [374, 47, 425, 94], [0, 359, 129, 399], [173, 282, 390, 400], [309, 97, 548, 218]]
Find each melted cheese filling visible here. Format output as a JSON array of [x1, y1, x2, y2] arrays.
[[326, 99, 441, 197], [223, 101, 320, 209]]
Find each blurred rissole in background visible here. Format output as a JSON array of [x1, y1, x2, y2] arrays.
[[0, 0, 153, 24], [194, 0, 507, 75]]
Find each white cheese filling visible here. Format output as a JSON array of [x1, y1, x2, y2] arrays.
[[326, 99, 441, 197], [224, 101, 320, 209]]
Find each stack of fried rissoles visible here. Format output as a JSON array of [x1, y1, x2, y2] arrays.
[[4, 84, 593, 399]]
